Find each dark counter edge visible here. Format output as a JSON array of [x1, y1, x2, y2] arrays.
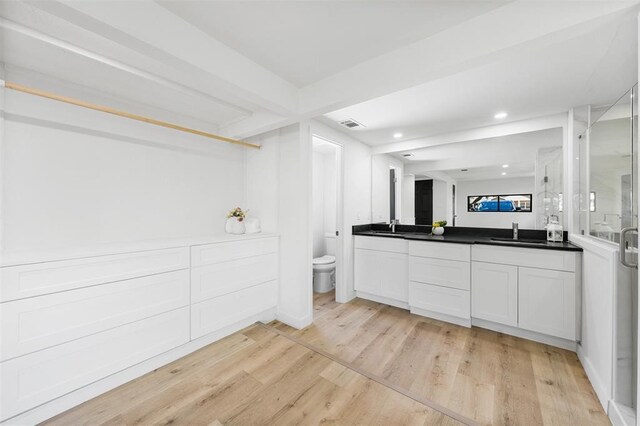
[[352, 224, 582, 252]]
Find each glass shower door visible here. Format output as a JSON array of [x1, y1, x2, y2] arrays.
[[581, 85, 638, 425]]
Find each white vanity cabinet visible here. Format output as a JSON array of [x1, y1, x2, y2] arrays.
[[471, 262, 518, 327], [408, 241, 471, 326], [471, 245, 580, 346], [354, 236, 408, 307]]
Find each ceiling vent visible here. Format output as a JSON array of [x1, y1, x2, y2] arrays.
[[339, 118, 365, 129]]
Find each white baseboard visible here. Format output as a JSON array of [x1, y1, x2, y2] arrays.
[[411, 307, 471, 328], [1, 308, 277, 426], [276, 311, 312, 329], [355, 291, 409, 310], [577, 344, 610, 411], [473, 318, 576, 351]]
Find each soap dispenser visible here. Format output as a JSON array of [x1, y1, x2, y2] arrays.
[[546, 216, 563, 242]]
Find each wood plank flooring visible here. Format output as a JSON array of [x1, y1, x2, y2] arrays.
[[44, 320, 463, 425], [46, 292, 609, 425], [270, 292, 610, 426]]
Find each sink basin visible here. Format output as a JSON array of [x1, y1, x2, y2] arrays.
[[490, 237, 547, 244], [368, 231, 408, 236]]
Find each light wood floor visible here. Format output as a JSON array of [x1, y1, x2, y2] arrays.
[[46, 293, 609, 426], [271, 292, 610, 426], [45, 319, 462, 425]]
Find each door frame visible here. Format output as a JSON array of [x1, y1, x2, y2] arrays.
[[311, 134, 346, 304]]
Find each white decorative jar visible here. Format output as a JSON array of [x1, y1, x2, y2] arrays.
[[225, 217, 246, 235], [244, 217, 261, 234], [546, 220, 563, 242], [432, 226, 445, 236]]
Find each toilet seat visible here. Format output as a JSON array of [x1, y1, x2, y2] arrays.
[[313, 255, 335, 265]]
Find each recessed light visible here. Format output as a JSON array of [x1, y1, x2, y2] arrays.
[[393, 133, 403, 139], [494, 112, 508, 119], [502, 164, 509, 168], [501, 172, 507, 176]]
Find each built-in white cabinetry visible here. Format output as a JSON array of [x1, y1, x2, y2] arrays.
[[471, 245, 580, 347], [0, 235, 279, 424], [471, 262, 518, 327], [353, 235, 581, 350], [354, 236, 408, 307], [518, 267, 576, 340], [408, 241, 471, 326]]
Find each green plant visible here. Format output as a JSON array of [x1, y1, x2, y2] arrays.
[[227, 207, 248, 222], [432, 220, 447, 227]]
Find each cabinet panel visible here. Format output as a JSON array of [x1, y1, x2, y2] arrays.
[[518, 267, 576, 340], [354, 236, 408, 254], [354, 249, 381, 295], [191, 281, 278, 339], [409, 282, 470, 319], [0, 270, 189, 361], [409, 256, 470, 290], [471, 262, 518, 326], [191, 253, 278, 303], [409, 241, 470, 262], [191, 237, 278, 267], [472, 245, 576, 272], [0, 308, 189, 421], [0, 247, 190, 302], [379, 251, 408, 302]]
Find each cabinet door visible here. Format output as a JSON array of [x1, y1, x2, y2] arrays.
[[354, 249, 381, 295], [518, 267, 576, 340], [471, 262, 518, 326], [379, 251, 408, 302]]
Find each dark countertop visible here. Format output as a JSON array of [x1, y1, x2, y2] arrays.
[[353, 224, 582, 252]]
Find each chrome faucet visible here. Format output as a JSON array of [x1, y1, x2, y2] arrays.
[[512, 222, 519, 240], [389, 219, 399, 233]]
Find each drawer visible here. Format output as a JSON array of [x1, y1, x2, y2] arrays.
[[471, 245, 577, 272], [409, 256, 470, 290], [191, 253, 278, 303], [0, 270, 189, 361], [191, 280, 278, 339], [0, 307, 189, 421], [409, 281, 470, 319], [354, 236, 408, 254], [0, 247, 190, 302], [409, 241, 470, 262], [191, 237, 278, 267]]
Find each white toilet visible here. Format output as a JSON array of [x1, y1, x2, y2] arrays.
[[313, 234, 336, 293]]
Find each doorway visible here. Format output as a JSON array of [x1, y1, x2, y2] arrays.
[[311, 136, 344, 311], [415, 179, 433, 225]]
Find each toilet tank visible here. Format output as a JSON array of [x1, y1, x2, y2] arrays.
[[324, 233, 336, 256]]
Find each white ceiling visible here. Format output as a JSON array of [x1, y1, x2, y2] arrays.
[[158, 0, 509, 87], [325, 9, 638, 147], [0, 0, 638, 142], [402, 128, 563, 181]]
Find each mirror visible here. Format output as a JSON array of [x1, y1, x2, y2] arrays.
[[371, 128, 564, 229]]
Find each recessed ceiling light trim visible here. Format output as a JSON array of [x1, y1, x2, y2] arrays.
[[393, 132, 403, 139], [494, 112, 508, 119]]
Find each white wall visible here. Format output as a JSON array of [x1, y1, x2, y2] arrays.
[[372, 154, 402, 223], [272, 122, 313, 327], [402, 174, 415, 224], [311, 148, 337, 258], [311, 120, 372, 303], [456, 177, 536, 228], [312, 151, 326, 257], [1, 69, 246, 253]]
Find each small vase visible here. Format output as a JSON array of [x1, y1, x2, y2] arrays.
[[226, 217, 246, 234], [432, 226, 445, 236]]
